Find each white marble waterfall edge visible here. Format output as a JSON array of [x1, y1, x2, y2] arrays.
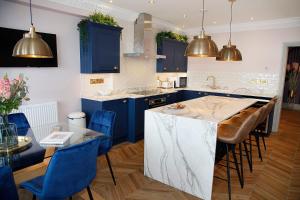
[[144, 111, 218, 200]]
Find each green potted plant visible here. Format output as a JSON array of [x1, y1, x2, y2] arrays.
[[156, 31, 188, 47], [77, 11, 120, 44]]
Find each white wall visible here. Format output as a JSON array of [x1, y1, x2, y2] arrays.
[[187, 27, 300, 131], [0, 0, 81, 122]]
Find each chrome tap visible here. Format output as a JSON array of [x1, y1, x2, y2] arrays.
[[206, 75, 218, 89]]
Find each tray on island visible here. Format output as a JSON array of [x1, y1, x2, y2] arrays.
[[0, 136, 32, 155]]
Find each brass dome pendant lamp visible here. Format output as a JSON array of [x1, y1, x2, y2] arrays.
[[185, 0, 218, 57], [12, 0, 53, 58], [217, 0, 242, 61]]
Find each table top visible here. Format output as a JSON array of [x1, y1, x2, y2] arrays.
[[30, 123, 107, 148], [147, 95, 257, 123]]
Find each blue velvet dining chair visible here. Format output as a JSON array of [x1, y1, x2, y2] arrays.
[[20, 138, 101, 200], [0, 166, 19, 200], [8, 113, 46, 171], [88, 110, 117, 185]]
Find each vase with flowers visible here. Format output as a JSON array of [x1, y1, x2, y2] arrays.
[[0, 74, 29, 149]]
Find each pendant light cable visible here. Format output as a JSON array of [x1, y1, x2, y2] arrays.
[[229, 0, 233, 44], [201, 0, 205, 32], [30, 0, 33, 25]]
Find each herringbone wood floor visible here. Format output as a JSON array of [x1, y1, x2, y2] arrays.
[[16, 109, 300, 200]]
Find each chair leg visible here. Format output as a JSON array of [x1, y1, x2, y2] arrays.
[[239, 143, 244, 187], [249, 135, 253, 168], [262, 135, 267, 151], [105, 153, 116, 185], [32, 195, 36, 200], [255, 133, 263, 161], [231, 144, 243, 188], [225, 144, 231, 200], [243, 141, 252, 172], [87, 186, 94, 200]]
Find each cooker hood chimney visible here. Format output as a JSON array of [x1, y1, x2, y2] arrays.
[[124, 13, 165, 59]]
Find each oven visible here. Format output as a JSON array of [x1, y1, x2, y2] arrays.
[[148, 97, 167, 108]]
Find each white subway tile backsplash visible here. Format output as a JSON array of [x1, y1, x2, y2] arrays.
[[187, 71, 279, 95]]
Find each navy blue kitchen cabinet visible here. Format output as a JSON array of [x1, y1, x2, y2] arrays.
[[166, 93, 177, 104], [80, 22, 123, 73], [176, 90, 205, 101], [128, 97, 149, 143], [157, 38, 188, 72], [81, 98, 128, 145]]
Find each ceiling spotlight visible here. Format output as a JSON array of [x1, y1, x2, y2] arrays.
[[109, 0, 113, 3], [213, 21, 217, 24], [250, 17, 254, 21], [148, 0, 155, 4]]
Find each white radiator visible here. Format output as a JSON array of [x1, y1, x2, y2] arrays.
[[15, 101, 58, 127]]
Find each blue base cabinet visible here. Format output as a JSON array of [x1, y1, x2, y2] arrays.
[[128, 97, 149, 143], [157, 38, 188, 72], [80, 22, 123, 73], [81, 98, 128, 145]]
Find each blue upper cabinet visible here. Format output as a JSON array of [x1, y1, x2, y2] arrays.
[[80, 22, 123, 73], [157, 38, 188, 73]]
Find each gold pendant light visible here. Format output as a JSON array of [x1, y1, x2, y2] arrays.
[[217, 0, 242, 61], [185, 0, 218, 57], [12, 0, 53, 58]]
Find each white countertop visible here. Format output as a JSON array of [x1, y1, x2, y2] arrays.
[[81, 89, 178, 102], [148, 95, 257, 123], [180, 87, 276, 98], [81, 87, 276, 102]]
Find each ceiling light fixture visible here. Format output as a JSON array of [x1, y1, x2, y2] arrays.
[[148, 0, 155, 4], [217, 0, 242, 61], [12, 0, 53, 58], [185, 0, 218, 57], [109, 0, 113, 3]]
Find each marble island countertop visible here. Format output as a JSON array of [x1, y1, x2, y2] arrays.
[[150, 96, 257, 123], [144, 95, 258, 199]]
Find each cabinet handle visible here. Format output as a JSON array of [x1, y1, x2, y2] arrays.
[[226, 94, 230, 97], [114, 66, 119, 70], [176, 67, 179, 71], [144, 98, 149, 101], [123, 100, 127, 103], [163, 67, 167, 70], [198, 92, 202, 95], [167, 95, 170, 97]]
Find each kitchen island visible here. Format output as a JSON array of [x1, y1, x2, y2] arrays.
[[144, 96, 257, 200]]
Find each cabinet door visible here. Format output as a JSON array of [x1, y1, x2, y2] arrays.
[[174, 42, 188, 72], [166, 93, 177, 104], [183, 90, 203, 101], [160, 39, 175, 72], [135, 97, 149, 140], [91, 25, 120, 73], [103, 99, 128, 145]]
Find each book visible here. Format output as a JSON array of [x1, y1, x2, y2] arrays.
[[39, 131, 74, 146]]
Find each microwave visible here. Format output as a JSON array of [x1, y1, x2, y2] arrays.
[[175, 77, 187, 88]]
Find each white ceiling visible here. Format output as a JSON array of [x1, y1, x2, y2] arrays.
[[99, 0, 300, 29]]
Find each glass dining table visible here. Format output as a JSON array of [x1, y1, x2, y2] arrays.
[[0, 123, 108, 170]]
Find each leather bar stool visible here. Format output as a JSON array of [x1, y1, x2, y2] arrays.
[[241, 98, 277, 161], [217, 110, 260, 200]]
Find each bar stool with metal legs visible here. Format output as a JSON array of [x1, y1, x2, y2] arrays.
[[241, 98, 276, 162], [217, 110, 260, 200]]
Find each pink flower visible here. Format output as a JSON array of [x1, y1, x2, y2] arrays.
[[0, 77, 11, 99]]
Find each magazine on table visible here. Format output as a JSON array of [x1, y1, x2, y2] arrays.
[[39, 131, 74, 146]]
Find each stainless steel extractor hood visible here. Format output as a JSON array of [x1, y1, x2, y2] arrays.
[[124, 13, 165, 59]]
